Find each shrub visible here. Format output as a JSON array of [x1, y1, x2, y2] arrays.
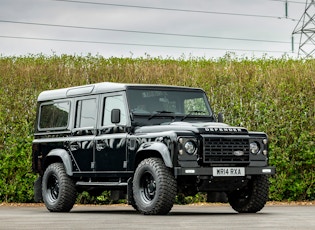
[[0, 54, 314, 202]]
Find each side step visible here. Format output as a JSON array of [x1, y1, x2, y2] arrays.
[[76, 181, 128, 187]]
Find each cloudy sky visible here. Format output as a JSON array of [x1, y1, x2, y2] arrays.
[[0, 0, 308, 59]]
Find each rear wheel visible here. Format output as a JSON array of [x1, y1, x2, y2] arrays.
[[42, 163, 77, 212], [227, 175, 269, 213], [133, 158, 177, 215]]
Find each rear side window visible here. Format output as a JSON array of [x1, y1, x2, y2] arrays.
[[39, 101, 70, 129], [75, 98, 97, 128]]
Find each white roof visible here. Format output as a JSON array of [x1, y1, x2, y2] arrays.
[[37, 82, 201, 102], [37, 82, 125, 101]]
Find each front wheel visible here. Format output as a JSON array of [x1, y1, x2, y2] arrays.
[[227, 175, 269, 213], [133, 158, 177, 215], [42, 163, 77, 212]]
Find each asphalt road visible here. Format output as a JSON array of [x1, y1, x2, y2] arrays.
[[1, 203, 315, 230]]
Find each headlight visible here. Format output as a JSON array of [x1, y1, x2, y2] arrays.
[[184, 141, 196, 155], [250, 142, 260, 155], [178, 137, 198, 156]]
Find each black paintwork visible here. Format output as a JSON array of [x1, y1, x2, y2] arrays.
[[32, 82, 275, 196]]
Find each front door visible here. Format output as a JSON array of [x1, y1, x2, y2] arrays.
[[95, 94, 128, 171]]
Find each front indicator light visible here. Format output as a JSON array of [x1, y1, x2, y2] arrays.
[[263, 150, 268, 156]]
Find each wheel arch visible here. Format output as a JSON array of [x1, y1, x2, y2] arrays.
[[135, 142, 173, 169], [45, 149, 73, 176]]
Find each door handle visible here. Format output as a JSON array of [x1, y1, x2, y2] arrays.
[[69, 142, 80, 151], [96, 142, 106, 151]]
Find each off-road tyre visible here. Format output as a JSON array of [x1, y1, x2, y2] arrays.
[[227, 175, 269, 213], [42, 163, 77, 212], [133, 157, 177, 215]]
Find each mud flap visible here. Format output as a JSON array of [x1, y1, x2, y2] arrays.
[[34, 176, 43, 202], [127, 177, 133, 205]]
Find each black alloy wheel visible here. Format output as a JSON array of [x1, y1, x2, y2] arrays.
[[42, 163, 77, 212], [133, 157, 177, 215]]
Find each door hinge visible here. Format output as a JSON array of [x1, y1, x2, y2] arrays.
[[91, 162, 96, 169]]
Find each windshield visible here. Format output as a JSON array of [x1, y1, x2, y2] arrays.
[[126, 88, 213, 122]]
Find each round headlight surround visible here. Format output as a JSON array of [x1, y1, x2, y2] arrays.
[[184, 141, 196, 155], [250, 142, 260, 155]]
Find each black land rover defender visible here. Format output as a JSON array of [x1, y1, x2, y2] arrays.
[[32, 82, 275, 215]]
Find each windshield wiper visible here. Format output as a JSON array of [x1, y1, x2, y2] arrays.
[[148, 111, 175, 120], [181, 110, 206, 121]]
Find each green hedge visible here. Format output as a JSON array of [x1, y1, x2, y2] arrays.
[[0, 54, 314, 202]]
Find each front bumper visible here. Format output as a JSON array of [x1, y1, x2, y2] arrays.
[[174, 166, 276, 177]]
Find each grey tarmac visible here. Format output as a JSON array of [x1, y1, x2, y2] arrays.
[[0, 203, 314, 230]]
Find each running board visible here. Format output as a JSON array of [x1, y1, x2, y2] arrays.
[[76, 181, 128, 187]]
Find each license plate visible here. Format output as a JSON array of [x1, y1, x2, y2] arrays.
[[213, 167, 245, 176]]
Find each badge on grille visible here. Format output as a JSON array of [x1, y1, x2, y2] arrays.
[[233, 150, 244, 156]]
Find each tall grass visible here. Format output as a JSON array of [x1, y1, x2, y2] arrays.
[[0, 54, 314, 202]]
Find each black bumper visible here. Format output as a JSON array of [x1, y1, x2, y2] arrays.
[[174, 166, 276, 177]]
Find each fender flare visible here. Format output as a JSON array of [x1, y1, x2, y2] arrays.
[[47, 149, 73, 176], [137, 142, 173, 168]]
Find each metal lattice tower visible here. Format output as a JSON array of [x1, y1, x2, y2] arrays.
[[292, 0, 315, 58]]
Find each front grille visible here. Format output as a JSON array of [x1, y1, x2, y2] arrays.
[[202, 135, 250, 164]]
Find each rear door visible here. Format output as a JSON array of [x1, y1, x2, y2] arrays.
[[69, 96, 98, 172]]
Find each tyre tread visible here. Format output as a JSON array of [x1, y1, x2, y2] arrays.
[[133, 158, 177, 215], [228, 175, 269, 213], [42, 163, 77, 212]]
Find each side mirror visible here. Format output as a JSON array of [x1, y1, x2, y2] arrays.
[[218, 112, 224, 123], [111, 109, 121, 124]]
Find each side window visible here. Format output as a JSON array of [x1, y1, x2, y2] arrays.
[[39, 101, 70, 129], [75, 98, 97, 128], [103, 95, 126, 126]]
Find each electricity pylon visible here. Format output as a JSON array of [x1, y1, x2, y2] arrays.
[[292, 0, 315, 58]]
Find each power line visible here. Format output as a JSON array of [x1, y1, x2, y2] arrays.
[[269, 0, 306, 4], [53, 0, 297, 21], [0, 19, 292, 44], [0, 35, 289, 53]]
